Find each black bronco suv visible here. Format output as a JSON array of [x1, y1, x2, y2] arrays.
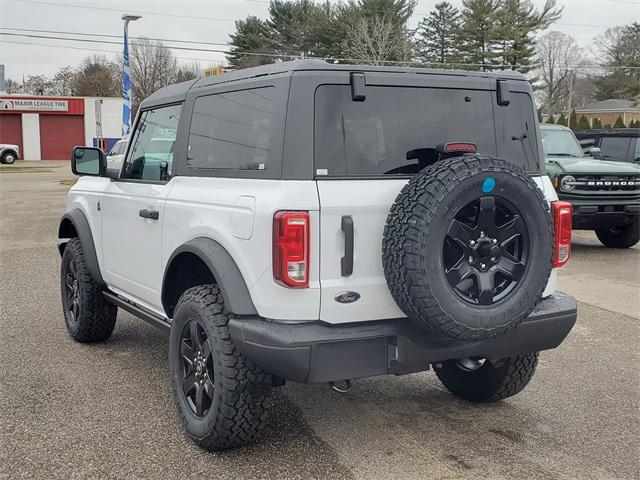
[[60, 60, 577, 451]]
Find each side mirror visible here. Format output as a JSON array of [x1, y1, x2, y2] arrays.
[[71, 147, 106, 176], [588, 147, 601, 159]]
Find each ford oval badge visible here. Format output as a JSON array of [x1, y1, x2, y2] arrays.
[[334, 291, 361, 304]]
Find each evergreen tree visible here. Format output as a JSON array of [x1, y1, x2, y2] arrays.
[[569, 109, 578, 130], [576, 115, 590, 130], [556, 113, 567, 126], [603, 123, 612, 129], [613, 116, 626, 128], [592, 118, 603, 129], [267, 0, 337, 60], [492, 0, 562, 72], [227, 17, 272, 69], [537, 107, 543, 123], [416, 2, 461, 66], [458, 0, 501, 70], [546, 114, 555, 124]]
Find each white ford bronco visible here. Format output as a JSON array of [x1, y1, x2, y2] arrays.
[[59, 61, 577, 451]]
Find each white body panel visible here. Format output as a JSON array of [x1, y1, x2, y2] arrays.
[[162, 177, 320, 320], [101, 180, 173, 309], [316, 175, 559, 324], [316, 180, 407, 323], [67, 172, 558, 323]]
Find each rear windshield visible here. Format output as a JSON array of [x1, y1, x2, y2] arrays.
[[314, 85, 540, 176]]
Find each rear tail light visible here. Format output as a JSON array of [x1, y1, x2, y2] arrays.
[[552, 201, 572, 267], [443, 142, 478, 153], [273, 211, 310, 288]]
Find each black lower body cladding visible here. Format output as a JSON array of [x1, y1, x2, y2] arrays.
[[383, 155, 553, 341]]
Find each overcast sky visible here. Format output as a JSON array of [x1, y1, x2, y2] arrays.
[[1, 0, 639, 80]]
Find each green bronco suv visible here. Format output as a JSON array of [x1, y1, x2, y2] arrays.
[[541, 124, 640, 248]]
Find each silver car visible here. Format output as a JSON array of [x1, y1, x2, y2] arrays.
[[106, 139, 127, 169]]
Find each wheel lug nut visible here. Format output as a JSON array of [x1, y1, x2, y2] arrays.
[[480, 263, 486, 270], [468, 256, 474, 264], [480, 231, 485, 237], [491, 257, 497, 263], [469, 240, 476, 247], [492, 238, 497, 245]]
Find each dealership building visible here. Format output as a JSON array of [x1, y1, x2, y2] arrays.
[[0, 96, 122, 160]]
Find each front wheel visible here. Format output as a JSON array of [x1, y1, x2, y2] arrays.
[[60, 238, 117, 342], [169, 285, 272, 451], [595, 219, 639, 248], [434, 353, 539, 402]]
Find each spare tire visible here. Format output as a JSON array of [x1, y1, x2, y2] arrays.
[[382, 155, 553, 341]]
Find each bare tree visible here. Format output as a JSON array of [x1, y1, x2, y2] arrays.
[[535, 31, 584, 113], [130, 37, 179, 112], [51, 66, 75, 96], [23, 75, 53, 95], [3, 78, 22, 94], [591, 23, 640, 100], [342, 16, 413, 65]]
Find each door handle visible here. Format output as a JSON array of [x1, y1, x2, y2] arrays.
[[341, 216, 354, 277], [139, 208, 159, 220]]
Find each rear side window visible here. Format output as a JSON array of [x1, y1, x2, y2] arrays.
[[188, 87, 275, 170], [634, 139, 640, 162], [494, 92, 540, 168], [314, 85, 540, 176], [599, 137, 631, 162]]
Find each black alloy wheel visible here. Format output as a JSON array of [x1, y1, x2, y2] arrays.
[[63, 259, 81, 324], [443, 195, 529, 306], [179, 320, 215, 417]]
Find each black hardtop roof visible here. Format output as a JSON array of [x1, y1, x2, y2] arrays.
[[575, 128, 640, 138], [141, 59, 528, 108]]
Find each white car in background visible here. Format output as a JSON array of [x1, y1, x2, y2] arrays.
[[106, 139, 127, 169], [0, 143, 20, 164]]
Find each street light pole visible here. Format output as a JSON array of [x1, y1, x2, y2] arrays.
[[121, 14, 141, 137]]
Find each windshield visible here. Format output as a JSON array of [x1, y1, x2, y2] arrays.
[[541, 129, 584, 158]]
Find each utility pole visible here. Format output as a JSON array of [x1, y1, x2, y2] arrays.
[[567, 70, 574, 128]]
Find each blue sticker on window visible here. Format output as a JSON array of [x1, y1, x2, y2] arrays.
[[482, 177, 496, 193]]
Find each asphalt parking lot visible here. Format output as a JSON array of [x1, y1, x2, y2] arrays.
[[1, 162, 638, 480]]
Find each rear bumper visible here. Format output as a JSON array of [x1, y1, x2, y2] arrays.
[[229, 293, 577, 384], [567, 200, 639, 229]]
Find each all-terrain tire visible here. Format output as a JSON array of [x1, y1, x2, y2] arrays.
[[382, 155, 553, 341], [60, 238, 117, 342], [595, 219, 639, 248], [169, 285, 272, 451], [434, 353, 539, 402]]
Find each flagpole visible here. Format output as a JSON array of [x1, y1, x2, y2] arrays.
[[121, 14, 141, 138]]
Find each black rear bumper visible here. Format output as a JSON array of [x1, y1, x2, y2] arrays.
[[229, 293, 577, 384], [570, 200, 639, 230]]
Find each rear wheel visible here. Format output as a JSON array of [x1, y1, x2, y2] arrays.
[[434, 353, 539, 402], [169, 285, 272, 451], [595, 219, 639, 248]]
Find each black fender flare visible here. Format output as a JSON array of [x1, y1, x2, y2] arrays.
[[58, 209, 105, 284], [162, 237, 257, 316]]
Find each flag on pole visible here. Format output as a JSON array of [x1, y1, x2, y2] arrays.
[[122, 23, 132, 137]]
